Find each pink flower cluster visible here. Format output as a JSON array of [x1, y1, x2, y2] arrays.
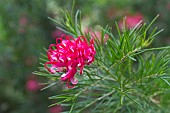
[[26, 75, 40, 92], [18, 15, 28, 33], [49, 105, 62, 113], [51, 29, 64, 39], [90, 31, 109, 44], [45, 35, 96, 88], [119, 13, 144, 29], [26, 79, 40, 92], [84, 28, 109, 44]]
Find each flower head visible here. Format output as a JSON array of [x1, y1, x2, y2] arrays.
[[90, 31, 109, 44], [84, 28, 109, 44], [49, 105, 62, 113], [19, 15, 28, 26], [26, 77, 40, 92], [45, 35, 96, 88], [51, 29, 64, 39], [119, 13, 144, 29]]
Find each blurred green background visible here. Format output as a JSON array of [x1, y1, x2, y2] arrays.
[[0, 0, 170, 113]]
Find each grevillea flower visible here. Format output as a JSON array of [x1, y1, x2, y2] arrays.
[[119, 13, 144, 29], [84, 28, 109, 44], [90, 31, 109, 44], [19, 15, 28, 26], [51, 29, 64, 39], [45, 35, 96, 88], [26, 79, 40, 92], [49, 105, 62, 113], [167, 3, 170, 10]]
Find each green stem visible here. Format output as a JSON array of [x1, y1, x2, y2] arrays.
[[79, 90, 115, 112], [69, 99, 76, 113], [133, 46, 170, 56]]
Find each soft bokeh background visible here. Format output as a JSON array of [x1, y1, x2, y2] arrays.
[[0, 0, 170, 113]]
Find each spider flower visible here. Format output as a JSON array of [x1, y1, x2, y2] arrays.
[[119, 13, 144, 29], [44, 35, 96, 88]]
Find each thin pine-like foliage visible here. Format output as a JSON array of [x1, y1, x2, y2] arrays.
[[34, 8, 170, 113]]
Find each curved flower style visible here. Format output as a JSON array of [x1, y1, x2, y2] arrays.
[[44, 35, 96, 88]]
